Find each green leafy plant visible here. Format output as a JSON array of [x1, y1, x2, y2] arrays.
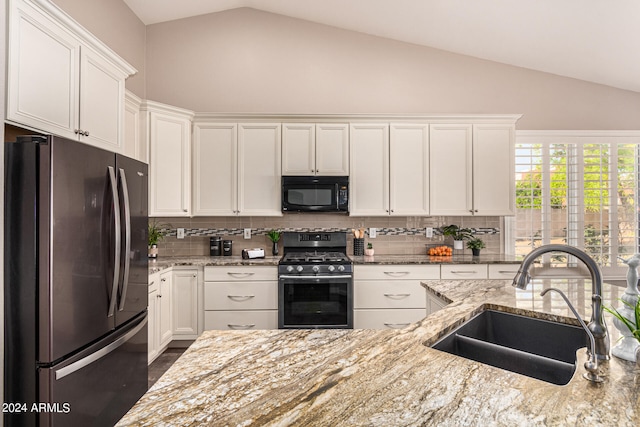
[[267, 230, 281, 243], [148, 220, 169, 246], [367, 242, 373, 249], [440, 224, 473, 241], [604, 299, 640, 343], [466, 238, 486, 250]]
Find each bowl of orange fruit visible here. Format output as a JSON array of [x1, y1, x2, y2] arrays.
[[427, 245, 453, 257]]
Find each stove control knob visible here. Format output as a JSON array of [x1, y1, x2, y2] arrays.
[[337, 265, 345, 272], [286, 266, 294, 273], [296, 266, 304, 273], [327, 265, 336, 272], [312, 265, 320, 273]]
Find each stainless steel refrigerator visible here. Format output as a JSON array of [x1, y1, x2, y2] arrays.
[[4, 135, 149, 426]]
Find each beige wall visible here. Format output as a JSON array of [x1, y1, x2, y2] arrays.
[[52, 0, 146, 97], [145, 8, 640, 130]]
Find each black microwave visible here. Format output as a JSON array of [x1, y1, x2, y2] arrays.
[[282, 176, 349, 213]]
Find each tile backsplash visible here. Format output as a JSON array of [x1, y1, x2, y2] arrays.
[[152, 214, 504, 257]]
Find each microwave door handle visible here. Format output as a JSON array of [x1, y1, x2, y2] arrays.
[[336, 183, 339, 210]]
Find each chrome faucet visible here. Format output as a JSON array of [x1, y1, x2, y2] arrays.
[[541, 288, 603, 382], [512, 244, 610, 360]]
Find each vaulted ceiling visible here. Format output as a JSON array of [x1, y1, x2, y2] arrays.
[[123, 0, 640, 93]]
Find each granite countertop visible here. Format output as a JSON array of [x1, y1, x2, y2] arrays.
[[351, 254, 521, 265], [149, 254, 521, 274], [118, 279, 638, 426]]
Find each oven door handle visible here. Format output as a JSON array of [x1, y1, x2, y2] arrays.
[[279, 275, 353, 280]]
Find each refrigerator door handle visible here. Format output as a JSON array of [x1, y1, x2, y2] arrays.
[[118, 168, 131, 311], [54, 314, 147, 380], [107, 166, 121, 317]]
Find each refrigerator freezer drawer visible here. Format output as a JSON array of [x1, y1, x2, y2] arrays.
[[37, 314, 148, 427]]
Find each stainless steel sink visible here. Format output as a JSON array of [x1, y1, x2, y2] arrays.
[[430, 310, 588, 385]]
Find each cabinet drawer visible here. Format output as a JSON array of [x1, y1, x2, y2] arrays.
[[204, 281, 277, 310], [440, 264, 488, 280], [354, 265, 440, 281], [204, 266, 277, 282], [354, 309, 426, 330], [488, 264, 521, 280], [204, 310, 278, 330], [354, 281, 426, 309]]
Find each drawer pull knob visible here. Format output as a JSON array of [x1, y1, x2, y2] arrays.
[[227, 323, 256, 330], [227, 295, 255, 301], [383, 293, 411, 299], [383, 322, 410, 329], [227, 272, 255, 278], [383, 271, 410, 277]]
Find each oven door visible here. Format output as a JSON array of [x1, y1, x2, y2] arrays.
[[279, 275, 353, 329], [281, 176, 348, 212]]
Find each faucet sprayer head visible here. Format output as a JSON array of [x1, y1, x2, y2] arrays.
[[512, 269, 531, 290]]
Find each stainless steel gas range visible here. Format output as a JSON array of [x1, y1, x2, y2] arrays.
[[278, 232, 353, 329]]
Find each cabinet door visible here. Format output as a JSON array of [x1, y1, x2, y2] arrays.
[[390, 124, 429, 215], [7, 0, 80, 140], [124, 91, 143, 161], [149, 112, 191, 216], [237, 123, 282, 216], [192, 123, 238, 215], [158, 272, 173, 348], [429, 124, 473, 215], [282, 123, 315, 175], [172, 270, 198, 337], [473, 124, 515, 215], [79, 46, 126, 152], [316, 124, 349, 175], [147, 287, 158, 364], [349, 123, 389, 216]]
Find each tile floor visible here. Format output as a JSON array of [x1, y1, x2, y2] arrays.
[[148, 348, 187, 388]]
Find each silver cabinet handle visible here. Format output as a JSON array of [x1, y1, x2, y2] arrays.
[[383, 322, 410, 329], [383, 271, 410, 277], [450, 271, 478, 274], [161, 278, 166, 282], [497, 270, 516, 274], [149, 281, 155, 285], [227, 295, 255, 301], [384, 293, 411, 299], [227, 324, 256, 330], [107, 166, 120, 318], [227, 272, 255, 278]]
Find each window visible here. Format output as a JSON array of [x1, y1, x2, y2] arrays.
[[513, 131, 640, 278]]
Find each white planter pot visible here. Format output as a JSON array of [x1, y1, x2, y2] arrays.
[[453, 240, 464, 250]]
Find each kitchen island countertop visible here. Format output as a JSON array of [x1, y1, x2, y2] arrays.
[[118, 278, 638, 426]]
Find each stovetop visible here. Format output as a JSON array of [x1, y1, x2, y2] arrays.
[[280, 251, 351, 264]]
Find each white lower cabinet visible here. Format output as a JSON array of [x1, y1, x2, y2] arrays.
[[440, 264, 488, 280], [353, 265, 439, 329], [203, 266, 278, 330], [488, 264, 521, 280], [172, 268, 200, 338], [426, 291, 449, 315], [148, 270, 172, 364]]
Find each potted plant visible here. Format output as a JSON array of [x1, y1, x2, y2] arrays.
[[364, 242, 374, 257], [440, 224, 473, 250], [267, 230, 281, 256], [148, 220, 169, 259], [466, 238, 486, 256], [604, 298, 640, 366]]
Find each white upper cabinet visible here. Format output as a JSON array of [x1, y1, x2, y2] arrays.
[[192, 123, 238, 216], [429, 124, 473, 215], [238, 123, 282, 216], [145, 101, 194, 217], [193, 121, 282, 216], [472, 124, 515, 215], [429, 122, 515, 216], [390, 123, 430, 216], [282, 123, 349, 176], [349, 123, 390, 216], [6, 0, 136, 153], [123, 90, 144, 162]]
